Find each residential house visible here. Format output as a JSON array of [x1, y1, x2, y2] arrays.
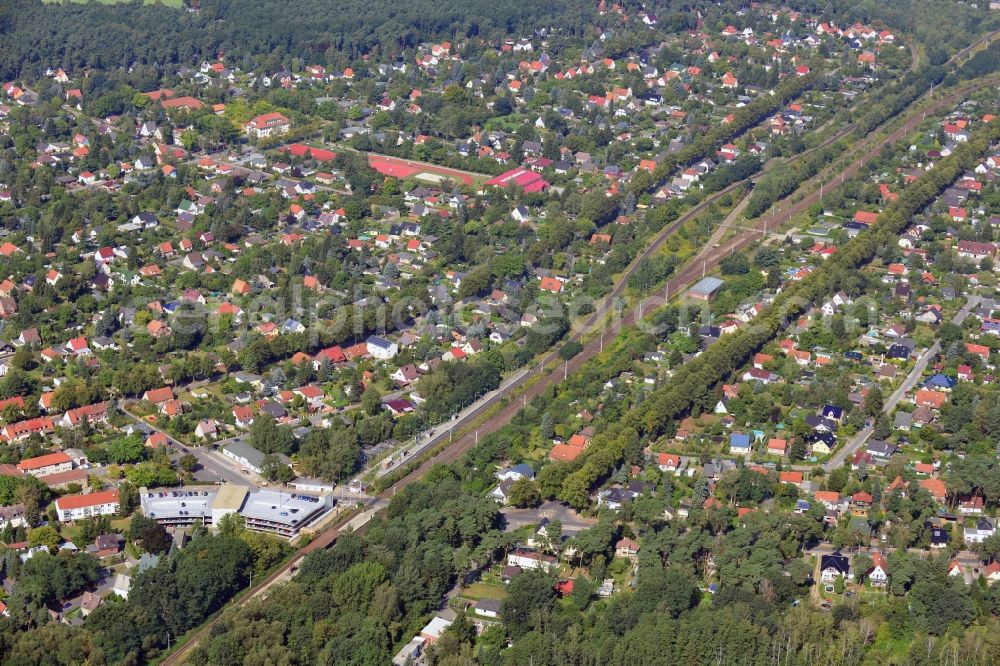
[[54, 489, 120, 522], [366, 335, 398, 360], [245, 112, 291, 138], [729, 433, 752, 455], [819, 551, 851, 583], [507, 548, 558, 572], [965, 518, 995, 545], [868, 552, 889, 587]]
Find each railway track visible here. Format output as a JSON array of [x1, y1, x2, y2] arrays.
[[376, 74, 1000, 497], [157, 139, 812, 666], [157, 29, 1000, 665]]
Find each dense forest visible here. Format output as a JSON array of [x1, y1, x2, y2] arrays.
[[0, 0, 994, 82], [0, 0, 594, 80]]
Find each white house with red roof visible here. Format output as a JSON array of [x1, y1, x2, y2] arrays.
[[657, 452, 680, 473], [868, 552, 889, 587], [293, 384, 325, 407], [17, 451, 73, 477], [245, 112, 290, 139], [55, 489, 120, 522]]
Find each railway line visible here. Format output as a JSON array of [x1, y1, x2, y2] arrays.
[[377, 74, 1000, 497], [157, 29, 1000, 664]]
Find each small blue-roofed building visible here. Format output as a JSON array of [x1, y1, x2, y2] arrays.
[[925, 374, 956, 391], [729, 433, 752, 455]]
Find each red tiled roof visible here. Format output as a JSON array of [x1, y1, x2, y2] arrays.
[[143, 387, 175, 404], [37, 469, 88, 486], [550, 444, 584, 462], [17, 451, 71, 471], [55, 489, 119, 511]]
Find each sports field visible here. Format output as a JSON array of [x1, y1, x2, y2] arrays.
[[367, 154, 476, 186]]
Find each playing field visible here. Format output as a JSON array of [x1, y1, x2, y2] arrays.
[[367, 154, 475, 186]]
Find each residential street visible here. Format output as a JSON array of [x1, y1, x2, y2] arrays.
[[119, 404, 256, 487], [500, 501, 597, 535], [823, 295, 981, 471]]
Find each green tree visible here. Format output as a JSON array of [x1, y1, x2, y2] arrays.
[[179, 453, 198, 473], [873, 413, 892, 440], [261, 455, 294, 483], [250, 416, 295, 455], [827, 466, 849, 493], [539, 413, 554, 441], [128, 512, 171, 554], [501, 569, 556, 637], [361, 387, 382, 416], [27, 525, 61, 551], [507, 478, 542, 508], [864, 386, 884, 417], [106, 435, 146, 464]]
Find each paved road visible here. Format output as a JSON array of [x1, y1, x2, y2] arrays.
[[500, 501, 598, 535], [823, 296, 980, 471], [119, 404, 254, 487], [158, 33, 1000, 663]]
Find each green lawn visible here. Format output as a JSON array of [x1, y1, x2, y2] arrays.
[[43, 0, 183, 6], [459, 582, 507, 601]]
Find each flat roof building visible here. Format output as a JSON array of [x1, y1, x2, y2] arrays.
[[139, 483, 330, 538], [689, 276, 725, 301], [139, 487, 217, 527], [212, 484, 250, 526], [240, 489, 330, 538]]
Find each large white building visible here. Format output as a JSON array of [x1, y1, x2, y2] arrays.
[[366, 335, 398, 360], [140, 484, 332, 538], [55, 489, 120, 522], [245, 112, 290, 138], [240, 489, 330, 537]]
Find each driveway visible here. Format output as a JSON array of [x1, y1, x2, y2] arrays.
[[500, 501, 597, 535]]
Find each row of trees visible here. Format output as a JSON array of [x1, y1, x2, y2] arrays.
[[745, 143, 839, 218], [529, 117, 1000, 510], [647, 72, 820, 189]]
